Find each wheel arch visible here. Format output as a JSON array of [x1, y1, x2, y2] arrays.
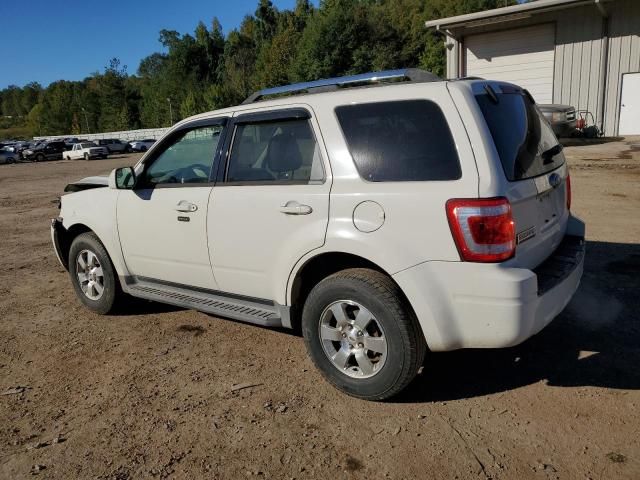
[[287, 251, 416, 334], [60, 220, 127, 278], [57, 222, 92, 269]]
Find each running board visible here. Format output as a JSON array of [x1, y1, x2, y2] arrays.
[[126, 279, 282, 327]]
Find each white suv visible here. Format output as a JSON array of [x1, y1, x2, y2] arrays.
[[51, 69, 585, 400]]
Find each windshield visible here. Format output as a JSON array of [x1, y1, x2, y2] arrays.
[[475, 85, 565, 181]]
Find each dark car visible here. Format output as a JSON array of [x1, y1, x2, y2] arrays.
[[23, 141, 67, 162], [538, 104, 577, 137], [64, 138, 82, 150]]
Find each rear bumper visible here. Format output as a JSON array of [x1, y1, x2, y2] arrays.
[[393, 216, 585, 351]]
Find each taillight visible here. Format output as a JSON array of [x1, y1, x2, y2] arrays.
[[566, 174, 571, 210], [446, 197, 515, 262]]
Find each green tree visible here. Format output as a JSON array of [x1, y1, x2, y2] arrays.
[[180, 91, 200, 118]]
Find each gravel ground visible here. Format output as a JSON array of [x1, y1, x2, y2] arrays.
[[0, 140, 639, 480]]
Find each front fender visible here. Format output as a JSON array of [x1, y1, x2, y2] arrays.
[[59, 188, 129, 277]]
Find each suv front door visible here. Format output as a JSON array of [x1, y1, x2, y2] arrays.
[[207, 107, 330, 302], [117, 119, 227, 289]]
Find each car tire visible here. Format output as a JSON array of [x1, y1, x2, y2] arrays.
[[8, 157, 15, 164], [36, 153, 45, 162], [66, 156, 71, 160], [84, 153, 89, 161], [125, 146, 132, 153], [302, 268, 426, 401], [140, 146, 147, 152], [68, 232, 122, 315]]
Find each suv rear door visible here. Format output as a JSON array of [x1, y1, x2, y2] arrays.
[[207, 106, 330, 302], [471, 81, 570, 268]]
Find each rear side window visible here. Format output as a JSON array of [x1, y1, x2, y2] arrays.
[[475, 86, 565, 181], [335, 100, 461, 182]]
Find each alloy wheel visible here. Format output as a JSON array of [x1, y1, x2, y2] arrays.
[[319, 300, 388, 379], [75, 249, 105, 300]]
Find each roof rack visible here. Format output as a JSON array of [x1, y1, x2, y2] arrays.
[[242, 68, 440, 104]]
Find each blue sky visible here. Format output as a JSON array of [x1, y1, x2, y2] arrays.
[[0, 0, 307, 89]]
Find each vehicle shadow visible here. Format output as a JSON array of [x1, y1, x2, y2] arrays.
[[396, 240, 640, 403], [561, 136, 625, 147]]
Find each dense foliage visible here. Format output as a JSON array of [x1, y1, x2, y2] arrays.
[[0, 0, 513, 138]]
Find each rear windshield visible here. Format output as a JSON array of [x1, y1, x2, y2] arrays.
[[475, 86, 565, 181], [335, 100, 461, 182]]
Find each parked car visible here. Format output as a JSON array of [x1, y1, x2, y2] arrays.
[[0, 146, 18, 164], [64, 142, 109, 160], [51, 69, 584, 400], [12, 141, 31, 159], [64, 138, 82, 150], [95, 138, 131, 153], [23, 141, 66, 161], [538, 104, 577, 137], [128, 139, 155, 152]]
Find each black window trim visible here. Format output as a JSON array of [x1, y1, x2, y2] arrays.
[[234, 107, 311, 125], [134, 116, 229, 189], [216, 107, 326, 187], [333, 98, 462, 183]]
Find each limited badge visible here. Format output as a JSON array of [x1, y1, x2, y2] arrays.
[[516, 226, 536, 244]]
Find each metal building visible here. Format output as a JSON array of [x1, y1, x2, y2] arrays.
[[425, 0, 640, 136]]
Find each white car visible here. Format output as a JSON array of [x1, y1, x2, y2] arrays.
[[128, 139, 156, 152], [64, 142, 109, 161], [51, 69, 585, 400]]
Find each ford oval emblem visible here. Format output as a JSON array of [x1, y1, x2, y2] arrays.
[[549, 173, 561, 188]]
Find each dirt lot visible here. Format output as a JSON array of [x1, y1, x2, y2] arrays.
[[0, 140, 639, 480]]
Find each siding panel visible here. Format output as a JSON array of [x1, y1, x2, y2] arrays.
[[465, 24, 555, 103]]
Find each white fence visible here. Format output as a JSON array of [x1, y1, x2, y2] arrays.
[[34, 127, 169, 142]]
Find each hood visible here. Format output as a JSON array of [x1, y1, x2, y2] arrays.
[[64, 175, 109, 192]]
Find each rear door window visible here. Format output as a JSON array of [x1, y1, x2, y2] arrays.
[[335, 100, 461, 182], [475, 85, 565, 181], [226, 119, 324, 184]]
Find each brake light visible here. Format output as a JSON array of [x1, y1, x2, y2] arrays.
[[446, 197, 515, 262], [566, 174, 571, 210]]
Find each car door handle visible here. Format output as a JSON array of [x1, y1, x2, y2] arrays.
[[279, 201, 313, 215], [175, 200, 197, 212]]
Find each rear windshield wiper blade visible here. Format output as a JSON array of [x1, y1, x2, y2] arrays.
[[541, 144, 563, 164], [484, 84, 499, 104]]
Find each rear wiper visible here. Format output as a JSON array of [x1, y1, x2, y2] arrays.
[[542, 144, 563, 164], [484, 84, 499, 104]]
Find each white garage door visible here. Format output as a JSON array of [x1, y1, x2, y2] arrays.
[[465, 24, 555, 104]]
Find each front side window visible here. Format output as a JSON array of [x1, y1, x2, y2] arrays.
[[335, 100, 462, 182], [226, 119, 323, 183], [142, 125, 223, 185]]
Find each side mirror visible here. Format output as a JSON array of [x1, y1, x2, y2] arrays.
[[108, 166, 136, 190]]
